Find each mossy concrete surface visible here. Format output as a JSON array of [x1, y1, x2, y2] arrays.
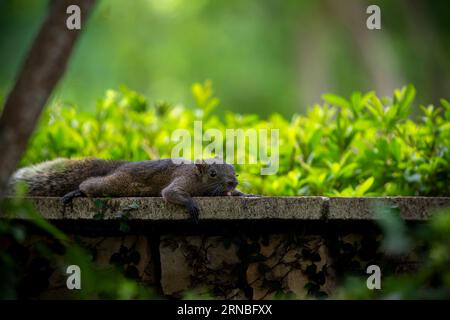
[[2, 196, 450, 221]]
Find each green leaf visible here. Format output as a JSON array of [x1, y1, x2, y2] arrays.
[[355, 177, 374, 196], [94, 199, 106, 209], [397, 84, 415, 118], [322, 93, 350, 109], [441, 99, 450, 120]]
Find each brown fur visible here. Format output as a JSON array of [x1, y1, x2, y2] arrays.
[[10, 158, 243, 222]]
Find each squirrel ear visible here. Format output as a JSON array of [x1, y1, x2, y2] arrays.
[[195, 159, 208, 174]]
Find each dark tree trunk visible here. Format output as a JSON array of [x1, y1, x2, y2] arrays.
[[0, 0, 96, 199]]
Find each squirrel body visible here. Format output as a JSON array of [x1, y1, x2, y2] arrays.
[[9, 158, 244, 222]]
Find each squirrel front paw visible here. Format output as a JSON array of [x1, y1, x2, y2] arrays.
[[186, 202, 200, 224], [230, 190, 260, 197]]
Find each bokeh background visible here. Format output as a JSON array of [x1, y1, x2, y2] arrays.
[[1, 0, 449, 116], [1, 0, 450, 300]]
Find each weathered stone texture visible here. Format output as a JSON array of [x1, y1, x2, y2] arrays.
[[328, 197, 450, 220], [3, 196, 449, 221], [246, 235, 335, 299], [3, 196, 327, 220], [16, 235, 154, 299], [160, 235, 244, 299], [2, 196, 448, 299]]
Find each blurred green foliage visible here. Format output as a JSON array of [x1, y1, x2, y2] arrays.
[[0, 196, 156, 299], [1, 0, 450, 116], [21, 82, 450, 196], [337, 206, 450, 299]]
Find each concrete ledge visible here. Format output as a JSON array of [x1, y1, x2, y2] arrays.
[[2, 196, 450, 221], [328, 197, 450, 220]]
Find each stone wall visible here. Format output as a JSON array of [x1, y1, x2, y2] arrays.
[[1, 196, 449, 299]]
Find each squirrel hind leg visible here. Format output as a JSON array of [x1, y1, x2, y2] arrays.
[[62, 189, 85, 205]]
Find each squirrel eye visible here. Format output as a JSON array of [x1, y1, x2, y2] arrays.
[[209, 170, 217, 177]]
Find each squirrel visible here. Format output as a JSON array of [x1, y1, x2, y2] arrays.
[[8, 157, 248, 223]]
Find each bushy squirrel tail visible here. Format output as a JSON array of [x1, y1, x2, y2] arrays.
[[8, 158, 127, 197], [7, 158, 70, 196]]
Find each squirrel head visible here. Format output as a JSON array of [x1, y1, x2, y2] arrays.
[[195, 158, 238, 196]]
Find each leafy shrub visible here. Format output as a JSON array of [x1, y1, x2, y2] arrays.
[[22, 82, 450, 196]]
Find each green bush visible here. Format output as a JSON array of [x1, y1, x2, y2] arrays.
[[22, 82, 450, 196]]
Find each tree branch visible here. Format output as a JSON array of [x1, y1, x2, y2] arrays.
[[0, 0, 96, 198]]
